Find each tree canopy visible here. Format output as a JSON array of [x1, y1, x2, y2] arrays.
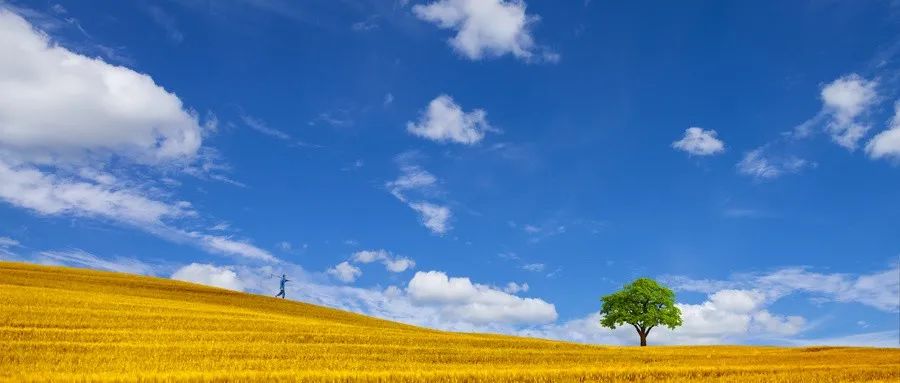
[[600, 278, 682, 346]]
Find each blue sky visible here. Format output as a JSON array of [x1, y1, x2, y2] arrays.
[[0, 0, 898, 346]]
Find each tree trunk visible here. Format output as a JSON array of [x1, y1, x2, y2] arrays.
[[639, 332, 647, 347]]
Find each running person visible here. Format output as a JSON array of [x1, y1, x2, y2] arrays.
[[276, 274, 289, 298]]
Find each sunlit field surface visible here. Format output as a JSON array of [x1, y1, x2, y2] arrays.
[[1, 262, 897, 382]]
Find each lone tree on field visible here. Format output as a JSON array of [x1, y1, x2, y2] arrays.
[[600, 278, 682, 346]]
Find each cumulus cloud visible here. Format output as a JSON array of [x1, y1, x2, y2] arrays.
[[351, 249, 415, 273], [524, 289, 805, 346], [0, 9, 276, 264], [180, 262, 557, 332], [406, 95, 492, 145], [667, 262, 900, 313], [866, 101, 900, 161], [531, 263, 898, 346], [672, 127, 725, 156], [407, 270, 557, 324], [0, 9, 203, 165], [412, 0, 554, 62], [820, 74, 878, 150], [737, 147, 812, 180], [327, 261, 362, 283], [673, 289, 804, 340], [171, 263, 245, 291], [166, 259, 892, 346]]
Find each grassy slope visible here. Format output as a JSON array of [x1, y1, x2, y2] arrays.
[[0, 261, 897, 382]]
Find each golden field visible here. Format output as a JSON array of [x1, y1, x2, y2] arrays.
[[0, 261, 897, 382]]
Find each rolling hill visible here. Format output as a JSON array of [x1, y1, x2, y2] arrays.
[[1, 261, 897, 382]]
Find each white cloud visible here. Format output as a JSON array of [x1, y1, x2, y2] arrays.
[[784, 330, 900, 348], [351, 249, 416, 273], [194, 233, 278, 262], [168, 260, 892, 346], [386, 156, 453, 234], [241, 114, 290, 140], [820, 74, 878, 150], [532, 263, 898, 346], [408, 202, 452, 234], [34, 249, 156, 275], [386, 165, 437, 202], [184, 262, 555, 332], [672, 127, 725, 156], [406, 270, 557, 324], [0, 236, 20, 248], [525, 289, 805, 346], [754, 265, 900, 312], [0, 159, 191, 225], [737, 147, 812, 180], [503, 282, 529, 294], [0, 10, 276, 265], [407, 95, 492, 145], [521, 263, 545, 272], [327, 261, 362, 283], [672, 289, 804, 339], [171, 263, 244, 291], [0, 161, 277, 263], [412, 0, 554, 62], [668, 262, 900, 313], [866, 101, 900, 161], [351, 16, 379, 32], [0, 9, 203, 165]]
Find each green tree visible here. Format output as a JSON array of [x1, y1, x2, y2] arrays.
[[600, 278, 683, 346]]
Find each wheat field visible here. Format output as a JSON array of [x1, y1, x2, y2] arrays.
[[0, 262, 897, 382]]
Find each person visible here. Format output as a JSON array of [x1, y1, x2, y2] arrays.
[[276, 274, 289, 298]]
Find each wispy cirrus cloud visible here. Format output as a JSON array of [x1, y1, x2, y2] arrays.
[[386, 153, 453, 235]]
